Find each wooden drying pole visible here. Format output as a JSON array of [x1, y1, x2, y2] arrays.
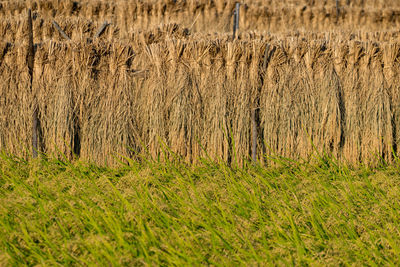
[[94, 21, 110, 39], [225, 2, 241, 166], [231, 2, 257, 163], [336, 0, 340, 23], [52, 20, 109, 42], [260, 45, 276, 165], [250, 45, 273, 165], [52, 20, 71, 40], [27, 9, 39, 158], [232, 2, 240, 40]]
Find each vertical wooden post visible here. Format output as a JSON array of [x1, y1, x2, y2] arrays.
[[250, 46, 270, 164], [336, 0, 340, 23], [27, 9, 34, 87], [226, 2, 240, 166], [232, 2, 240, 40], [27, 9, 38, 158]]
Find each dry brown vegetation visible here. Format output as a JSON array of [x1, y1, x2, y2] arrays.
[[1, 0, 400, 165], [1, 0, 400, 35]]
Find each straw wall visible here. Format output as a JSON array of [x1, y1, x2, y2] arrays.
[[1, 38, 400, 165], [1, 1, 400, 37]]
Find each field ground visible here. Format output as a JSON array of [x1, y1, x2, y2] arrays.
[[1, 153, 400, 265]]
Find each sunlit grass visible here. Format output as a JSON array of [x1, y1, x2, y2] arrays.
[[1, 153, 400, 265]]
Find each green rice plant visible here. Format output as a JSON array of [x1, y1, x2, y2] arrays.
[[2, 152, 400, 265]]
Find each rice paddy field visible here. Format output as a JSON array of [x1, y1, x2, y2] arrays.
[[2, 0, 400, 265], [2, 153, 400, 265]]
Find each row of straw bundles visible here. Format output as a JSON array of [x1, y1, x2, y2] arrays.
[[1, 1, 400, 34], [0, 14, 191, 45], [2, 0, 400, 17], [1, 39, 400, 165], [2, 12, 400, 46]]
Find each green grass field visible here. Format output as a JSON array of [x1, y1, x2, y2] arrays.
[[1, 153, 400, 266]]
